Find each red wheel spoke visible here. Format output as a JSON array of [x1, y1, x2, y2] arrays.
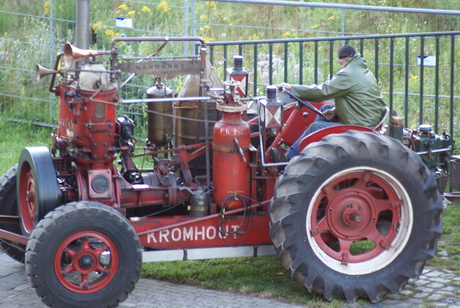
[[80, 238, 91, 251], [96, 264, 109, 274], [337, 238, 352, 265], [80, 273, 89, 287], [375, 199, 399, 212], [62, 263, 76, 275], [65, 247, 78, 258], [311, 217, 331, 236], [94, 246, 109, 258], [367, 227, 391, 250]]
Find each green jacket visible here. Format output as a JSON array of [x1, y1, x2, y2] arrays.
[[290, 55, 386, 128]]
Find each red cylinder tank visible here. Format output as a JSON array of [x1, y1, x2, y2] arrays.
[[212, 100, 250, 209]]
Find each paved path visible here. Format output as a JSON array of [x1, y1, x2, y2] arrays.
[[0, 251, 459, 308]]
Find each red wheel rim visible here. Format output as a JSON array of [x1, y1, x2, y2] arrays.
[[18, 164, 36, 233], [310, 170, 401, 265], [54, 231, 119, 293]]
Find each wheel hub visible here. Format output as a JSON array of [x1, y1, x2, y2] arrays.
[[327, 191, 377, 240], [78, 254, 95, 270]]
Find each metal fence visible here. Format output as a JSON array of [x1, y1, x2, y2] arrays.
[[0, 0, 459, 137], [207, 31, 460, 138]]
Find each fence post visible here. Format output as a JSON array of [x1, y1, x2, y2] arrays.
[[75, 0, 91, 48]]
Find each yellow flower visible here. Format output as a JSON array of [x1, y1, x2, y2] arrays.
[[203, 25, 210, 30], [105, 29, 115, 36], [141, 6, 151, 13], [328, 16, 335, 20], [158, 1, 171, 12], [205, 1, 217, 10], [248, 34, 260, 40], [410, 73, 419, 81], [311, 25, 318, 29], [127, 10, 136, 17], [200, 15, 208, 21], [282, 31, 291, 37], [201, 35, 214, 42], [44, 1, 50, 14], [118, 4, 128, 10]]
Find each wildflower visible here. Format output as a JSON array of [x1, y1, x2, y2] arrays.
[[201, 35, 214, 42], [44, 1, 50, 14], [118, 4, 128, 10], [410, 73, 419, 81], [158, 1, 171, 12], [200, 15, 208, 21], [203, 25, 210, 31], [205, 1, 217, 10], [127, 10, 136, 17], [311, 25, 318, 29], [282, 31, 291, 37], [105, 29, 115, 36], [328, 16, 335, 20], [141, 6, 151, 13], [248, 34, 260, 40]]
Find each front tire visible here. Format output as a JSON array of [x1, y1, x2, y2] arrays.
[[25, 201, 142, 308], [270, 130, 443, 303]]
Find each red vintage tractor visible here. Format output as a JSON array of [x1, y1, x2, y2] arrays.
[[0, 37, 451, 307]]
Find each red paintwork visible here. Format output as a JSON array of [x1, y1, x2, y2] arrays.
[[54, 231, 118, 293], [131, 203, 272, 249], [212, 107, 251, 209]]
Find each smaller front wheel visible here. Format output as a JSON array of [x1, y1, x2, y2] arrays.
[[26, 201, 142, 308]]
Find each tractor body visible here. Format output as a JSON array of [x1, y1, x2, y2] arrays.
[[0, 37, 454, 306]]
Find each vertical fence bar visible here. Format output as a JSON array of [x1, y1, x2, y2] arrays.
[[49, 0, 56, 124], [284, 42, 288, 83], [223, 45, 228, 81], [209, 45, 214, 65], [359, 39, 364, 57], [191, 0, 196, 37], [184, 0, 189, 55], [389, 37, 394, 112], [434, 36, 440, 133], [314, 41, 318, 84], [299, 42, 303, 85], [450, 35, 455, 137], [404, 37, 409, 127], [329, 40, 334, 79], [253, 44, 258, 96], [419, 36, 425, 124], [374, 38, 379, 82], [269, 43, 273, 85]]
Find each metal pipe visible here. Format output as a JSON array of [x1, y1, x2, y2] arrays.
[[75, 0, 90, 49], [208, 0, 460, 16]]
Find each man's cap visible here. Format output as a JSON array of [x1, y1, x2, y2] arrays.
[[338, 45, 356, 59]]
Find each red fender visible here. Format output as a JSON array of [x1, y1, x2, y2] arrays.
[[297, 125, 375, 154]]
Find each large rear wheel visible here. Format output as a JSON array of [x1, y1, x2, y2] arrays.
[[0, 165, 26, 263], [25, 201, 142, 308], [270, 130, 443, 302]]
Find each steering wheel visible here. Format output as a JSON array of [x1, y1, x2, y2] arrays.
[[278, 88, 326, 119]]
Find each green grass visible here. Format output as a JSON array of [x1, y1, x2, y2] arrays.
[[0, 121, 52, 175]]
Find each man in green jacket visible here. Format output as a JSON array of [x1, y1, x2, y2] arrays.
[[274, 45, 386, 161]]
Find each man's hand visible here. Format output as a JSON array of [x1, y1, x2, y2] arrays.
[[277, 82, 292, 90], [322, 108, 336, 121]]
